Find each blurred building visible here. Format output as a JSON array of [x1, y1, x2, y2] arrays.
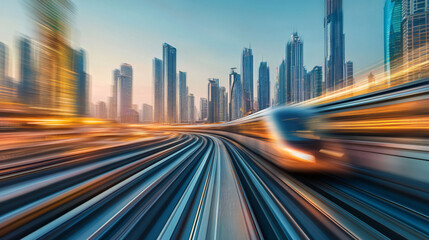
[[73, 49, 87, 116], [32, 0, 77, 115], [18, 37, 35, 106], [325, 0, 346, 92], [208, 78, 219, 123], [0, 42, 8, 88], [278, 60, 287, 105], [384, 0, 403, 83], [274, 67, 279, 106], [142, 104, 153, 123], [241, 48, 253, 114], [219, 86, 227, 122], [200, 97, 208, 121], [163, 43, 177, 124], [310, 66, 323, 98], [345, 61, 354, 87], [286, 32, 304, 103], [153, 58, 164, 123], [258, 61, 270, 110], [95, 101, 107, 119], [368, 72, 376, 85], [179, 71, 188, 123], [402, 0, 429, 81], [229, 68, 242, 121], [119, 63, 133, 123], [109, 69, 120, 120], [304, 68, 311, 101], [188, 93, 195, 124]]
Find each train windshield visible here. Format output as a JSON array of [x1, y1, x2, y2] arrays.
[[272, 108, 315, 142]]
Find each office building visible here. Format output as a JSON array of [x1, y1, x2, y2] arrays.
[[325, 0, 346, 92], [229, 68, 242, 120], [163, 43, 177, 124], [73, 49, 87, 116], [179, 71, 188, 123], [286, 33, 304, 103], [241, 48, 253, 114], [258, 61, 270, 110], [345, 61, 354, 87], [208, 78, 219, 123], [278, 60, 287, 105], [188, 93, 195, 124], [384, 0, 403, 82], [95, 101, 107, 119], [219, 86, 227, 122], [153, 58, 164, 123], [119, 63, 133, 122], [0, 42, 6, 87], [18, 37, 35, 106], [109, 69, 120, 120], [142, 104, 153, 123], [200, 97, 208, 121]]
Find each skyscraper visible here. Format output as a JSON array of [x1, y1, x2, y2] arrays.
[[229, 68, 242, 121], [258, 61, 270, 110], [219, 86, 227, 122], [200, 97, 208, 121], [384, 0, 403, 82], [241, 48, 253, 114], [179, 71, 188, 123], [119, 63, 133, 123], [95, 101, 107, 119], [142, 103, 153, 123], [311, 66, 323, 98], [18, 37, 35, 106], [345, 61, 354, 87], [188, 93, 195, 124], [163, 43, 177, 124], [208, 78, 219, 123], [286, 33, 304, 103], [153, 58, 164, 123], [325, 0, 346, 93], [0, 42, 7, 87], [402, 0, 429, 81], [278, 60, 287, 105], [109, 69, 120, 120], [73, 49, 87, 116]]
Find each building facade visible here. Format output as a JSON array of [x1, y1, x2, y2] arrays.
[[73, 49, 87, 116], [179, 71, 188, 123], [153, 58, 164, 123], [119, 63, 133, 123], [163, 43, 177, 124], [208, 78, 219, 123], [200, 97, 208, 121], [384, 0, 403, 82], [345, 61, 354, 87], [258, 61, 270, 110], [188, 93, 195, 124], [241, 48, 253, 114], [229, 68, 242, 121], [142, 104, 153, 123], [286, 33, 304, 103], [219, 86, 227, 122]]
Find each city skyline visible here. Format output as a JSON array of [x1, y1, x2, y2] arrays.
[[0, 0, 384, 109]]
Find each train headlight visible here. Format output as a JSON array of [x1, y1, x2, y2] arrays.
[[283, 147, 316, 163]]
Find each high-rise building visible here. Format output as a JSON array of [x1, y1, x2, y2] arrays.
[[18, 37, 35, 106], [153, 58, 163, 123], [311, 66, 323, 98], [402, 0, 429, 81], [274, 67, 279, 106], [119, 63, 133, 123], [95, 101, 107, 119], [142, 104, 153, 123], [109, 69, 120, 120], [73, 49, 87, 116], [200, 97, 208, 121], [345, 61, 354, 87], [208, 78, 219, 123], [219, 86, 227, 122], [278, 60, 287, 105], [325, 0, 346, 93], [33, 0, 76, 115], [188, 93, 195, 124], [0, 42, 8, 87], [163, 43, 177, 124], [286, 33, 304, 103], [241, 48, 253, 114], [384, 0, 403, 82], [179, 71, 188, 123], [229, 68, 242, 121], [258, 61, 270, 110]]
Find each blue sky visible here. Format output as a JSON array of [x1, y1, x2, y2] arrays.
[[0, 0, 384, 108]]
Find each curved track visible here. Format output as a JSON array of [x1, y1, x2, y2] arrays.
[[0, 132, 427, 240]]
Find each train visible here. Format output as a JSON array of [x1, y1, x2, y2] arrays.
[[177, 106, 347, 172]]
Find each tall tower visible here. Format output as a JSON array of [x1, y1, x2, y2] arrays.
[[241, 48, 253, 114], [153, 58, 164, 123], [286, 33, 304, 103], [18, 37, 35, 106], [258, 61, 270, 110], [109, 69, 120, 120], [278, 60, 287, 105], [208, 78, 219, 123], [73, 49, 87, 116], [163, 43, 177, 124], [0, 42, 7, 88], [188, 93, 195, 124], [119, 63, 133, 123], [345, 61, 354, 87], [179, 71, 188, 123], [229, 68, 242, 121], [384, 0, 403, 83], [325, 0, 346, 93]]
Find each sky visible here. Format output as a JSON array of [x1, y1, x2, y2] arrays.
[[0, 0, 384, 110]]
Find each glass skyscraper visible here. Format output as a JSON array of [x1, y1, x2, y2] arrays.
[[18, 37, 34, 106], [241, 48, 253, 114], [73, 49, 87, 116], [179, 71, 188, 123], [384, 0, 403, 83], [286, 33, 304, 103], [119, 63, 133, 123], [163, 43, 177, 124], [258, 61, 270, 111], [278, 60, 287, 105], [325, 0, 346, 93], [153, 58, 164, 123], [229, 68, 242, 121], [208, 78, 219, 123]]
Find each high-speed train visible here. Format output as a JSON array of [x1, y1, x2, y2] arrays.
[[180, 106, 347, 172]]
